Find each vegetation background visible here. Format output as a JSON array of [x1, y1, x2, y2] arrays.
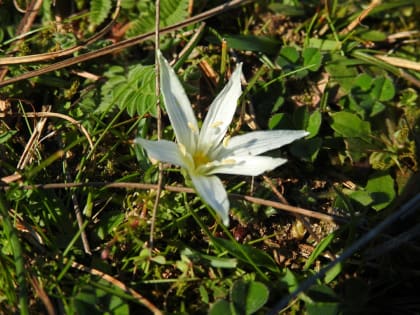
[[0, 0, 419, 314]]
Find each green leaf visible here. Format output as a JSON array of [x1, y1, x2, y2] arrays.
[[293, 106, 310, 129], [73, 283, 129, 315], [277, 46, 300, 66], [127, 0, 189, 36], [268, 3, 305, 16], [346, 189, 373, 206], [307, 110, 322, 138], [209, 300, 232, 315], [354, 73, 373, 91], [290, 137, 322, 162], [231, 280, 269, 315], [365, 173, 396, 211], [212, 238, 279, 273], [399, 88, 418, 107], [181, 247, 237, 268], [303, 233, 335, 270], [280, 269, 300, 293], [308, 38, 341, 51], [330, 112, 371, 141], [96, 212, 125, 240], [90, 0, 112, 26], [221, 35, 280, 54], [0, 130, 17, 144], [358, 30, 387, 42], [325, 55, 360, 92], [324, 262, 342, 284], [369, 151, 396, 170], [306, 301, 339, 315], [268, 113, 293, 130], [98, 64, 157, 117], [303, 48, 322, 71], [371, 77, 395, 101]]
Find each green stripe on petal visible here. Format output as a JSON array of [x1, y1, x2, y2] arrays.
[[190, 174, 230, 226]]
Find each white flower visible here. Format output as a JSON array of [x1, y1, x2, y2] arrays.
[[136, 51, 309, 225]]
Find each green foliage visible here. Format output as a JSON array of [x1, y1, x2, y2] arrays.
[[365, 172, 396, 211], [98, 64, 157, 117], [89, 0, 112, 27], [0, 0, 418, 314], [126, 0, 189, 37], [209, 280, 269, 315], [212, 237, 279, 273], [276, 46, 323, 78], [220, 35, 281, 55], [330, 111, 371, 141], [72, 281, 129, 315]]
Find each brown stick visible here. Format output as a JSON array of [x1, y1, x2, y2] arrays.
[[339, 0, 381, 35]]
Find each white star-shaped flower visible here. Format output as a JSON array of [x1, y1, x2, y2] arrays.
[[136, 51, 308, 225]]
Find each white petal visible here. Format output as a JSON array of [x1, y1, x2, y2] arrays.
[[222, 130, 309, 157], [135, 138, 186, 168], [207, 156, 288, 176], [198, 64, 242, 153], [190, 175, 230, 226], [158, 51, 198, 150]]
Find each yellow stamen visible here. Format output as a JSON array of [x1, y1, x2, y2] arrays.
[[178, 143, 187, 156], [223, 136, 231, 147], [188, 122, 198, 133], [193, 151, 210, 167], [211, 121, 223, 128], [221, 159, 236, 165]]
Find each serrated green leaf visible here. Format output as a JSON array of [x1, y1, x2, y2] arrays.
[[89, 0, 112, 26], [98, 64, 157, 117], [127, 0, 189, 37]]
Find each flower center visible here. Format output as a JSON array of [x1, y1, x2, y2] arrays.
[[193, 151, 210, 167]]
